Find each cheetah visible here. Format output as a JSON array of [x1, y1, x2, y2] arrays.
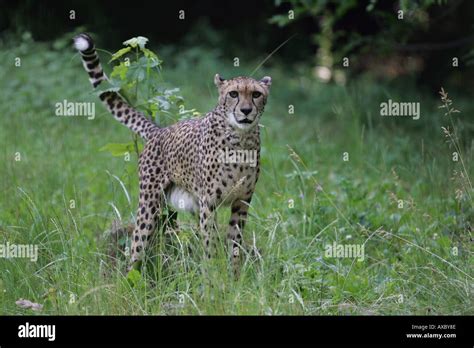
[[73, 33, 271, 274]]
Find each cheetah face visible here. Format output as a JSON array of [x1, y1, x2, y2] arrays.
[[214, 74, 272, 131]]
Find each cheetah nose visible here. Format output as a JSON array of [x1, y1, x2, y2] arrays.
[[240, 107, 252, 116]]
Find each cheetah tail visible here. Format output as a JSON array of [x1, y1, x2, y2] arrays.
[[73, 33, 106, 88], [73, 33, 158, 140]]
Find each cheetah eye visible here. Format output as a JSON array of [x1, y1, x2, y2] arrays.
[[229, 91, 238, 98], [252, 91, 262, 98]]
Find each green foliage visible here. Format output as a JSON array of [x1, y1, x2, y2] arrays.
[[270, 0, 360, 65], [99, 142, 144, 157], [99, 35, 195, 158], [270, 0, 456, 68], [126, 269, 143, 287], [0, 33, 472, 315]]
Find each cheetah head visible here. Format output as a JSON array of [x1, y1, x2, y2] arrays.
[[214, 74, 271, 131]]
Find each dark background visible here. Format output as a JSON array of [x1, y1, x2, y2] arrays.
[[0, 0, 472, 318], [1, 0, 474, 92]]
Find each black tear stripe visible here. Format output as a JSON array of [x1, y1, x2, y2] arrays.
[[252, 99, 258, 112], [233, 96, 240, 115]]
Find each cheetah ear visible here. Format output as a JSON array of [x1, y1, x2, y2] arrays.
[[259, 76, 272, 88], [214, 73, 225, 88]]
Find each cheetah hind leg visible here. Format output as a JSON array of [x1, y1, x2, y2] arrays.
[[128, 184, 167, 272]]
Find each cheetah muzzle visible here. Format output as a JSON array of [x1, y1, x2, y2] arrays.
[[73, 33, 271, 275]]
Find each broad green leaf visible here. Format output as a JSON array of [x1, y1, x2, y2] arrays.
[[110, 46, 132, 62], [99, 142, 142, 156], [127, 64, 146, 82], [142, 47, 159, 61], [126, 56, 160, 82], [126, 269, 141, 287], [111, 62, 129, 80]]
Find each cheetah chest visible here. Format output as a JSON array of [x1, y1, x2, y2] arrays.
[[216, 163, 258, 204]]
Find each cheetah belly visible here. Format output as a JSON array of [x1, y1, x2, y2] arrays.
[[166, 185, 199, 214]]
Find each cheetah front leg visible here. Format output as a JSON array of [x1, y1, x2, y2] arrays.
[[227, 198, 251, 276], [198, 200, 218, 260]]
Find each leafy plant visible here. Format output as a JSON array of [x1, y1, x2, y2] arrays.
[[98, 36, 198, 158]]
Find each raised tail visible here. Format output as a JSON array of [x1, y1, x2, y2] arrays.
[[73, 33, 158, 140]]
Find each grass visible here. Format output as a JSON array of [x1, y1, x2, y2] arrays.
[[0, 33, 472, 315]]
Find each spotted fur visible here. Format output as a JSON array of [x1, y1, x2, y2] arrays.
[[74, 33, 271, 274]]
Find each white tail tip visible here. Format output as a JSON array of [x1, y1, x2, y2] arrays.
[[74, 36, 90, 51]]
